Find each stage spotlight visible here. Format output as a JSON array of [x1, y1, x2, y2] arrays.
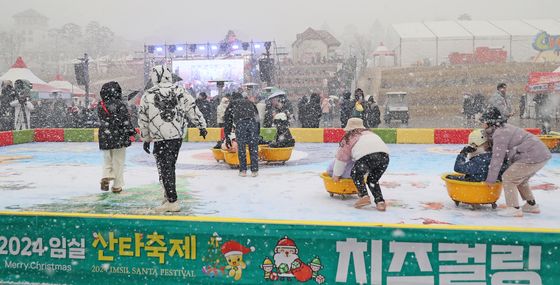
[[168, 45, 176, 53], [198, 45, 206, 50], [190, 44, 197, 52], [176, 46, 184, 51], [211, 45, 218, 50], [156, 46, 163, 52], [254, 44, 261, 49], [147, 45, 155, 53], [242, 42, 249, 50], [232, 44, 239, 49]]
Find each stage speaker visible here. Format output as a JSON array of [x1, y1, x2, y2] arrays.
[[259, 58, 274, 83], [74, 63, 88, 86]]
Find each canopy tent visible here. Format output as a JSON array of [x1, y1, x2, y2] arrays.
[[0, 57, 61, 98], [391, 19, 556, 66], [48, 74, 87, 95], [525, 72, 560, 93]]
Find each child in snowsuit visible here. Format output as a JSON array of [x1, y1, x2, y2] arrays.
[[97, 81, 136, 193], [451, 129, 507, 182], [221, 133, 239, 152], [269, 112, 295, 148], [332, 118, 390, 211]]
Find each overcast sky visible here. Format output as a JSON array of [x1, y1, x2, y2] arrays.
[[0, 0, 557, 46]]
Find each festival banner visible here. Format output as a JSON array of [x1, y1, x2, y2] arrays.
[[0, 212, 559, 284]]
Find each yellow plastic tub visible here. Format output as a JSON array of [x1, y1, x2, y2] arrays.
[[211, 148, 224, 162], [538, 135, 560, 150], [260, 147, 293, 164], [441, 173, 502, 208], [222, 150, 252, 166], [320, 172, 358, 198]]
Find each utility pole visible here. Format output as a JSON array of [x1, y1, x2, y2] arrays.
[[83, 53, 90, 109]]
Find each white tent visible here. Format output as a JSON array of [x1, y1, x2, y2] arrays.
[[0, 57, 60, 97], [48, 74, 86, 95]]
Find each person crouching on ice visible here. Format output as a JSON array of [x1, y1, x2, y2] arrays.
[[332, 118, 390, 211], [451, 129, 507, 182], [269, 112, 295, 148]]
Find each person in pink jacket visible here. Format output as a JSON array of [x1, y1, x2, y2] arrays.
[[332, 118, 390, 211], [481, 107, 551, 217]]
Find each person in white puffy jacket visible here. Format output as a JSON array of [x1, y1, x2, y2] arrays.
[[332, 118, 390, 211], [10, 79, 34, 130], [138, 65, 207, 213], [216, 96, 229, 127]]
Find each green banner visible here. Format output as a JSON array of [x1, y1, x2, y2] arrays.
[[0, 212, 559, 284]]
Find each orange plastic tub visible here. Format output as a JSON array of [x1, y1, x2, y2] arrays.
[[320, 172, 358, 198], [538, 135, 560, 151], [222, 150, 252, 167], [441, 173, 502, 208]]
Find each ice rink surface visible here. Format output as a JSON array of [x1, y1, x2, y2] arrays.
[[1, 142, 559, 228]]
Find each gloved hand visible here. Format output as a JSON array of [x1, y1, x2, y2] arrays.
[[225, 137, 232, 149], [199, 128, 208, 139], [143, 142, 151, 154], [460, 145, 476, 155]]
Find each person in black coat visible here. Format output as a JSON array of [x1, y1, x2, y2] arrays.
[[224, 92, 260, 177], [269, 112, 295, 148], [364, 96, 381, 128], [97, 81, 135, 193], [340, 91, 353, 128], [195, 92, 212, 127], [307, 93, 322, 128], [297, 95, 309, 127]]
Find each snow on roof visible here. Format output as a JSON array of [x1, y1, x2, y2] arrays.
[[457, 20, 510, 38], [424, 21, 472, 38], [522, 19, 560, 35], [0, 57, 47, 84], [392, 22, 436, 39]]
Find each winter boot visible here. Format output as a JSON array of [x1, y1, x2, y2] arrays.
[[154, 201, 181, 213], [111, 187, 122, 193], [239, 171, 247, 177], [100, 178, 112, 191], [354, 196, 371, 209], [251, 171, 259, 177], [521, 203, 540, 214], [375, 201, 386, 212]]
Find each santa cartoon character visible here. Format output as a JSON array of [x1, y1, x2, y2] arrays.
[[273, 236, 313, 282], [221, 240, 255, 281]]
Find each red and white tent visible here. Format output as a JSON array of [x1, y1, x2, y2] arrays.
[[525, 72, 560, 93], [0, 57, 60, 97]]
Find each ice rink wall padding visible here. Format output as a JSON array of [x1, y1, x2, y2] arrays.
[[12, 129, 34, 144], [34, 128, 65, 142], [186, 127, 223, 142], [372, 128, 397, 143], [396, 128, 435, 144], [290, 128, 324, 142], [323, 128, 345, 143], [0, 131, 13, 146], [64, 128, 95, 142], [434, 128, 473, 144], [0, 211, 559, 284]]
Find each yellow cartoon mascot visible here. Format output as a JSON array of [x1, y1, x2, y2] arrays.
[[221, 240, 255, 281]]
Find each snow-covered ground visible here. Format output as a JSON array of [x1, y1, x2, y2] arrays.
[[1, 142, 559, 229]]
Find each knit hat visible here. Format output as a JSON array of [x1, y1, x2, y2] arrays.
[[480, 107, 505, 126], [344, 118, 366, 132], [310, 257, 322, 267], [220, 240, 255, 257], [468, 129, 487, 146], [275, 236, 297, 249]]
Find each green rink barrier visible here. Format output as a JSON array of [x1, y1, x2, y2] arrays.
[[0, 212, 559, 284], [12, 129, 34, 145], [372, 128, 397, 144], [260, 128, 276, 142], [64, 128, 95, 142]]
